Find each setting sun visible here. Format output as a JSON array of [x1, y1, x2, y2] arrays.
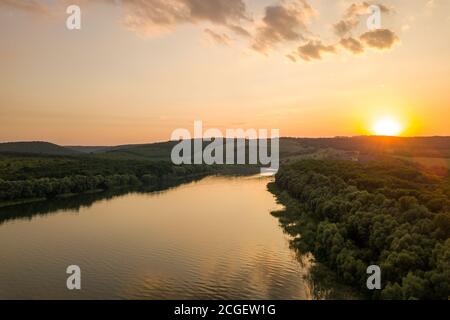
[[373, 118, 403, 136]]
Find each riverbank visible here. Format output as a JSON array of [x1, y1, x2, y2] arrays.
[[0, 172, 212, 209], [0, 150, 262, 208], [267, 181, 363, 300], [268, 159, 450, 300]]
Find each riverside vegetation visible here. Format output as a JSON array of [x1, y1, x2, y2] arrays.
[[269, 159, 450, 299], [0, 153, 259, 207]]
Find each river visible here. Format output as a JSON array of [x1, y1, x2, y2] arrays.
[[0, 175, 313, 299]]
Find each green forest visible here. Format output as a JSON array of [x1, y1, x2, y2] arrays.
[[0, 152, 262, 207], [0, 154, 217, 206], [270, 159, 450, 299]]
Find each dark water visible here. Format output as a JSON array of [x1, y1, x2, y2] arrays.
[[0, 175, 313, 299]]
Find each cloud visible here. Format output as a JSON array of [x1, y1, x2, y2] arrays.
[[333, 19, 359, 37], [344, 2, 391, 19], [1, 0, 401, 62], [360, 28, 399, 50], [340, 37, 364, 54], [0, 0, 50, 15], [318, 2, 399, 59], [333, 2, 392, 36], [119, 0, 250, 37], [204, 28, 231, 45], [228, 24, 251, 37], [286, 53, 298, 62], [119, 0, 187, 36], [282, 1, 399, 62], [187, 0, 248, 23], [295, 40, 336, 61], [252, 0, 316, 53]]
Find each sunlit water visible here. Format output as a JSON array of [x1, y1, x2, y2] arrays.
[[0, 176, 312, 299]]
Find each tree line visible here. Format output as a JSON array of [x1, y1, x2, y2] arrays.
[[0, 154, 213, 203]]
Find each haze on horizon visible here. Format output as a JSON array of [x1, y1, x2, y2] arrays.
[[1, 0, 449, 146]]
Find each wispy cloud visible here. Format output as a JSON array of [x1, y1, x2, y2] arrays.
[[119, 0, 250, 37], [251, 0, 316, 53], [0, 0, 50, 15], [295, 40, 336, 61], [326, 2, 400, 57], [204, 28, 231, 46], [360, 28, 399, 50], [333, 2, 392, 37], [340, 37, 364, 54], [0, 0, 401, 62]]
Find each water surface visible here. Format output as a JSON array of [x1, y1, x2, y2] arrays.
[[0, 176, 312, 299]]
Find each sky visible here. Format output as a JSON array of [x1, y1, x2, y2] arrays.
[[0, 0, 449, 145]]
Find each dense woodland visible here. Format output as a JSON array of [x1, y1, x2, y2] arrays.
[[271, 159, 450, 299], [0, 153, 215, 205], [0, 151, 262, 205]]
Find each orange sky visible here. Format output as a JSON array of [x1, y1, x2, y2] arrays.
[[0, 0, 449, 145]]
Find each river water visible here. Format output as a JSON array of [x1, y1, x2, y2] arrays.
[[0, 175, 313, 299]]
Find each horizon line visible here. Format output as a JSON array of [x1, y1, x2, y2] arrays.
[[1, 135, 450, 148]]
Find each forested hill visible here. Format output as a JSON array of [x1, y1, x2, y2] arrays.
[[91, 136, 450, 160], [0, 142, 78, 155], [282, 136, 450, 158], [1, 136, 449, 160]]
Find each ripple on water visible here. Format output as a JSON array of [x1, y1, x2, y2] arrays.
[[0, 176, 312, 299]]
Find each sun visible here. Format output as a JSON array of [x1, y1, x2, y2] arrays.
[[372, 117, 403, 136]]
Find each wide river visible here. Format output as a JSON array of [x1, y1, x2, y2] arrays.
[[0, 175, 313, 299]]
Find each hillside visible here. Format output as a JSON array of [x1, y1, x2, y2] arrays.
[[0, 142, 79, 156], [94, 142, 178, 160], [65, 146, 115, 154], [2, 136, 449, 165], [285, 136, 450, 158], [95, 136, 450, 165]]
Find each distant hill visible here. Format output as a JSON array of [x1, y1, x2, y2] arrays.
[[283, 136, 450, 158], [94, 142, 179, 161], [65, 146, 117, 154], [0, 142, 79, 155], [1, 136, 449, 160], [67, 143, 170, 157], [95, 136, 450, 161]]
